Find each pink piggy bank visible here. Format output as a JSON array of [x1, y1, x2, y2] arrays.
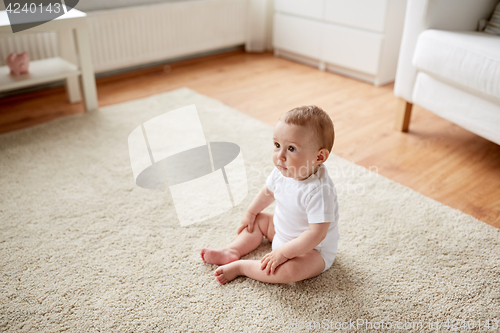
[[6, 52, 30, 76]]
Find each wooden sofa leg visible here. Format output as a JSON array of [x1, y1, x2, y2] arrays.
[[395, 98, 413, 132]]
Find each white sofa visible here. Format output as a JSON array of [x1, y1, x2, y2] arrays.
[[394, 0, 500, 146]]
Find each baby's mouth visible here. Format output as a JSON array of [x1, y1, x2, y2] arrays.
[[277, 165, 287, 170]]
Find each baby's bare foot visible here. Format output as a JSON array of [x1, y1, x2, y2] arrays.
[[214, 261, 242, 285], [200, 248, 240, 265]]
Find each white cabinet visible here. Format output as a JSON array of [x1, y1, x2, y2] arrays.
[[274, 0, 324, 20], [273, 13, 323, 60], [273, 0, 407, 86], [324, 0, 388, 33], [321, 25, 383, 75]]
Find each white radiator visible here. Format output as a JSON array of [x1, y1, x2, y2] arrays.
[[0, 0, 247, 73]]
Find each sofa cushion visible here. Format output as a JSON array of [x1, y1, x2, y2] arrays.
[[413, 72, 500, 145], [413, 30, 500, 101]]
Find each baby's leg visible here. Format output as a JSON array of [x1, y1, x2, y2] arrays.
[[214, 249, 325, 284], [201, 212, 275, 265]]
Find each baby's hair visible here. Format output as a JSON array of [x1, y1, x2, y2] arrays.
[[280, 105, 335, 152]]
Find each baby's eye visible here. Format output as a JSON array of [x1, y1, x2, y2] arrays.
[[288, 146, 296, 152], [274, 142, 280, 148]]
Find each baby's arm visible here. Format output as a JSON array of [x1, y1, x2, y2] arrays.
[[280, 223, 330, 258], [260, 222, 330, 275], [237, 185, 275, 234]]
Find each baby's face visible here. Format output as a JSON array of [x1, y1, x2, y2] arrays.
[[272, 121, 321, 181]]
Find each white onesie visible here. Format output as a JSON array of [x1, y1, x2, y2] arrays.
[[265, 164, 340, 273]]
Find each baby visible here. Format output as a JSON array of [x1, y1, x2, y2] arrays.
[[200, 105, 339, 284]]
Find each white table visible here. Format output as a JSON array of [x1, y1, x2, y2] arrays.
[[0, 8, 98, 112]]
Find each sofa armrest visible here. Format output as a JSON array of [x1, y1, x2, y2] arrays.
[[393, 0, 498, 102]]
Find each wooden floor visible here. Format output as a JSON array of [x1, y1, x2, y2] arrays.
[[1, 49, 499, 228]]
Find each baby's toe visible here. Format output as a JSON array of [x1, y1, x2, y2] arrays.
[[214, 268, 228, 284], [215, 274, 227, 285]]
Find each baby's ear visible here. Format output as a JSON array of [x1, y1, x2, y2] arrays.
[[316, 148, 329, 163]]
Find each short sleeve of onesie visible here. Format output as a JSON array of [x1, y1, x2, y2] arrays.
[[305, 184, 339, 224], [265, 167, 280, 193]]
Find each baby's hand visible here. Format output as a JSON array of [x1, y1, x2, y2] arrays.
[[237, 211, 257, 234], [260, 249, 289, 275]]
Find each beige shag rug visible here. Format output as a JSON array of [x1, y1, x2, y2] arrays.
[[1, 88, 499, 332]]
